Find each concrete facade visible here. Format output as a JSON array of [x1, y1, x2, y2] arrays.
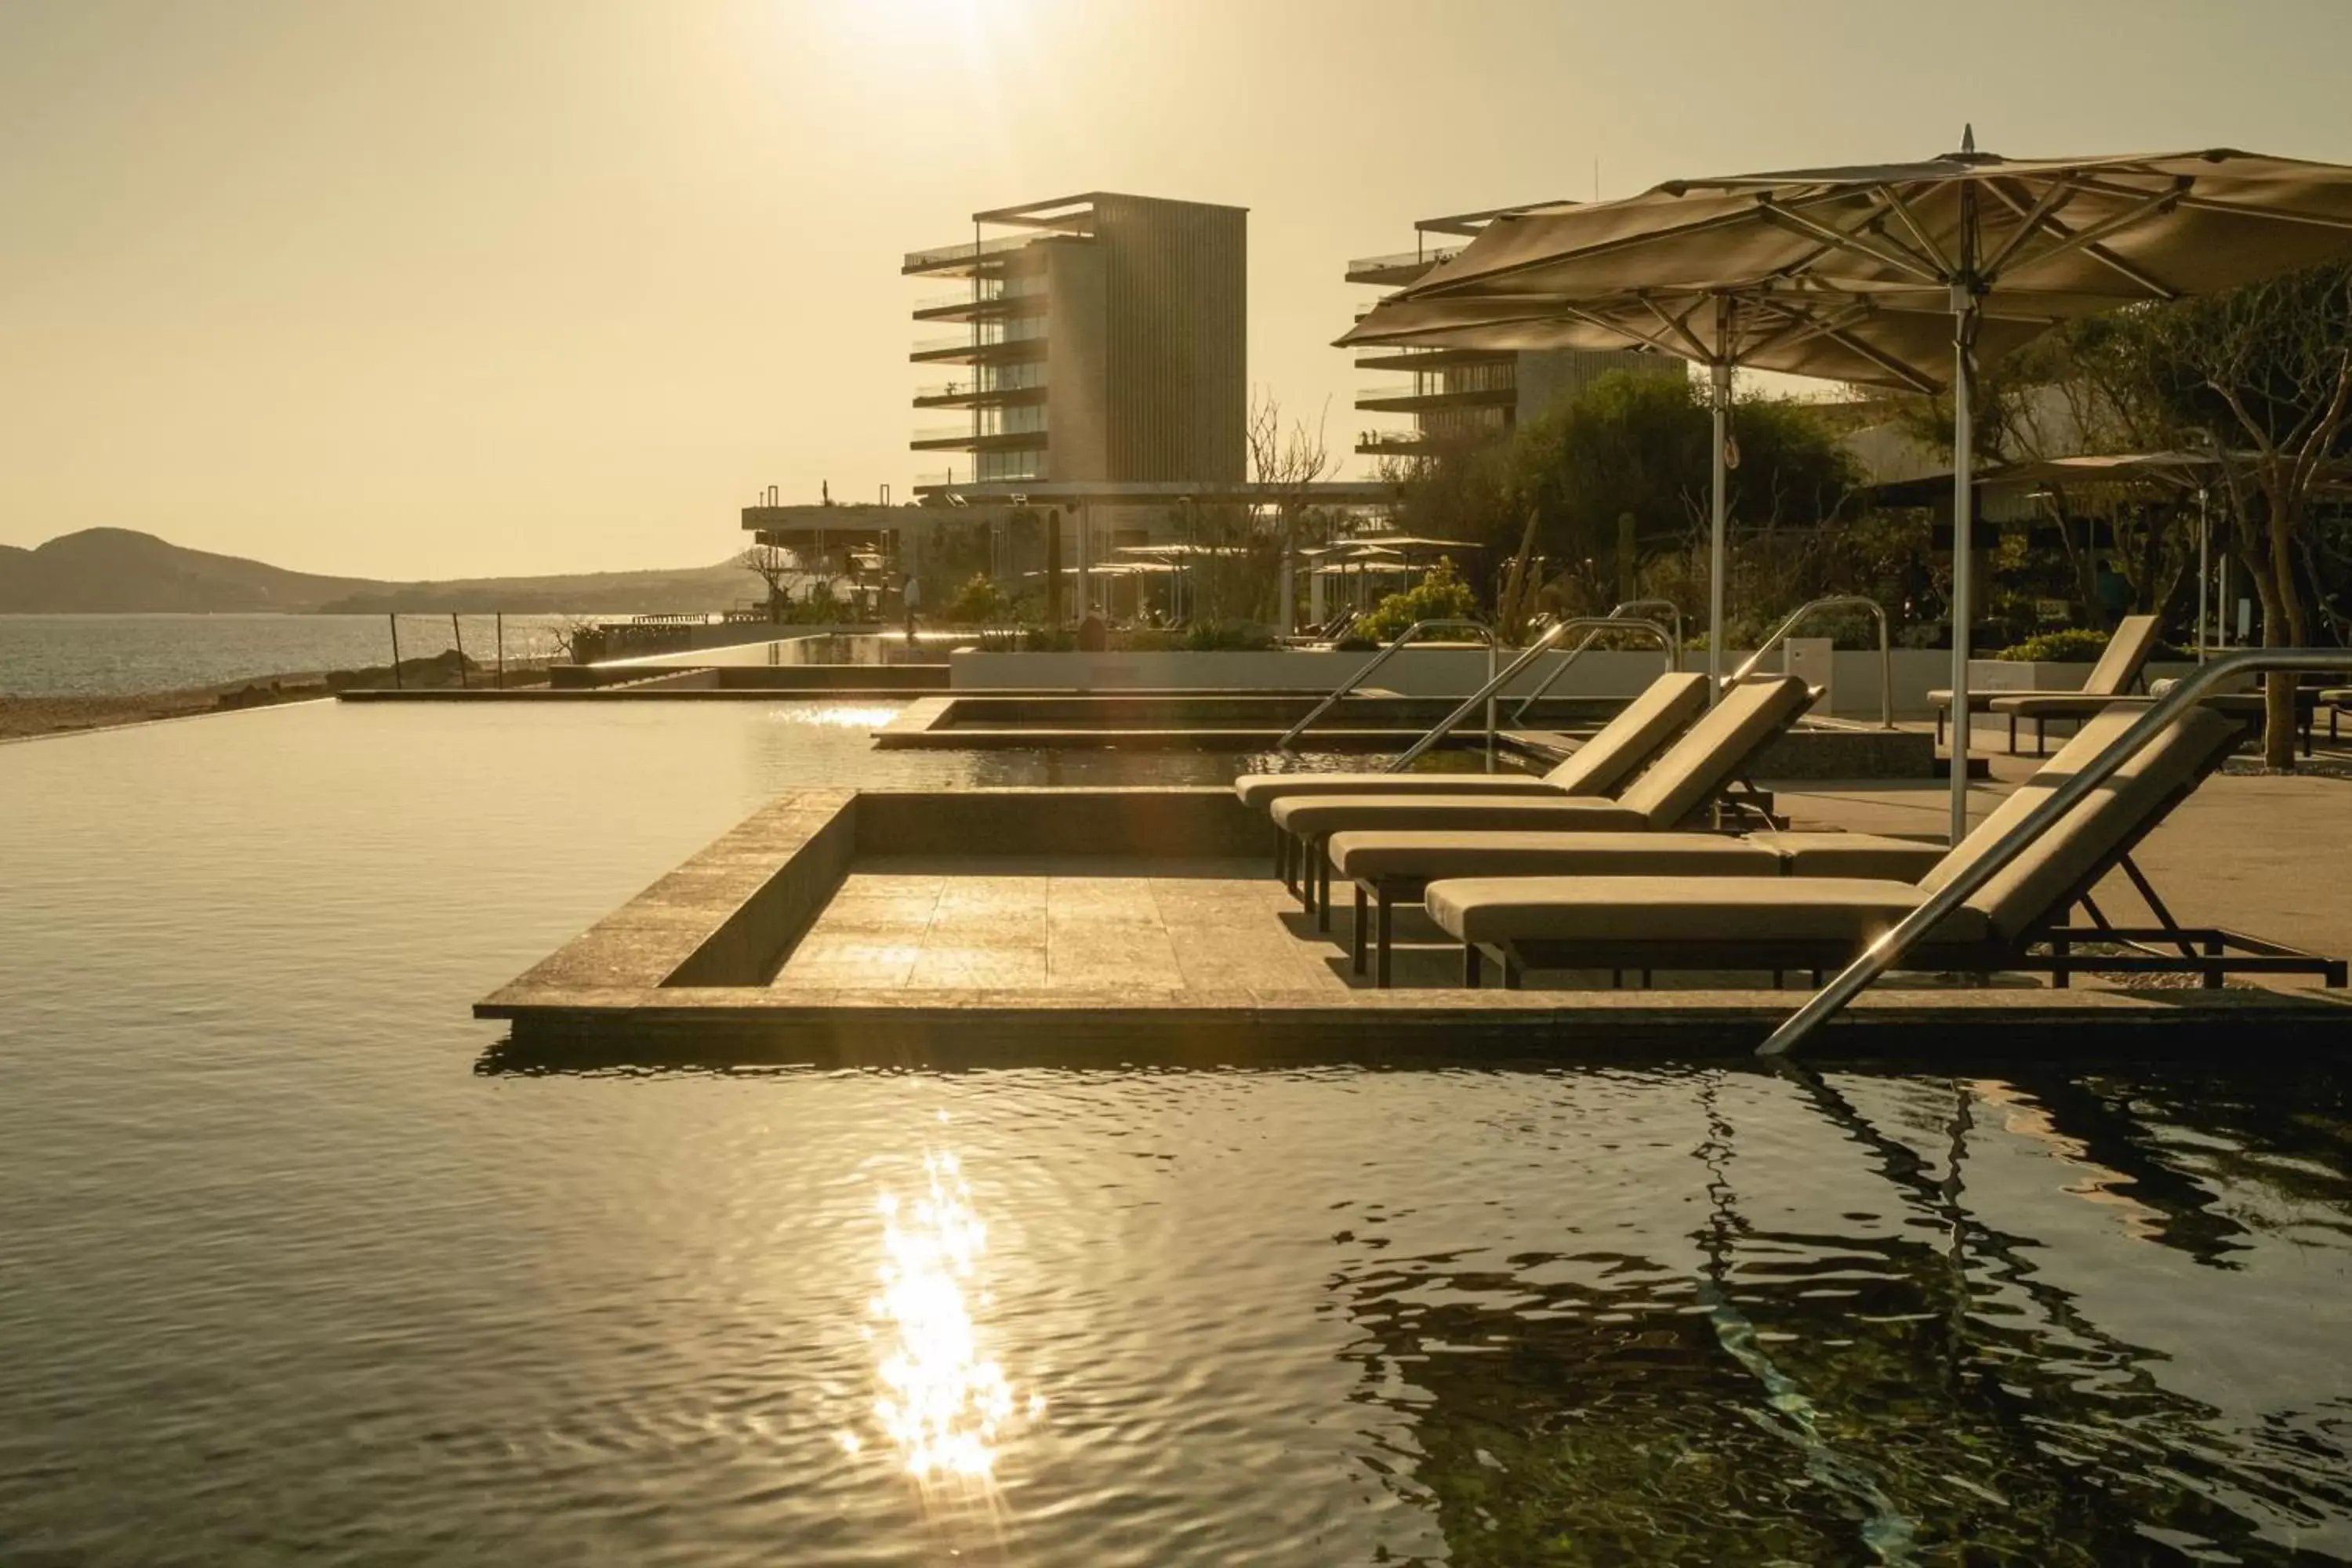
[[907, 192, 1247, 497]]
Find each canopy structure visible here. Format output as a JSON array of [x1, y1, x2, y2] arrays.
[[1344, 136, 2352, 841]]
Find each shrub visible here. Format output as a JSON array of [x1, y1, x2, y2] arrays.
[[1356, 558, 1482, 644], [1998, 628, 2116, 663], [941, 572, 1010, 626], [1182, 619, 1277, 652]]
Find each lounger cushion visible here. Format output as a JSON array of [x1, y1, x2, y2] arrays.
[[1925, 690, 1999, 713], [1612, 676, 1813, 826], [1423, 876, 1992, 947], [1271, 794, 1646, 837], [1539, 672, 1711, 794], [1232, 773, 1560, 809], [1327, 829, 1780, 883], [1744, 831, 1952, 881], [1989, 692, 2144, 717], [1922, 706, 2238, 942]]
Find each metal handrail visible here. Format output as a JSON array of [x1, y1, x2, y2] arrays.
[[1509, 599, 1684, 725], [1757, 648, 2350, 1058], [1388, 617, 1675, 772], [1727, 595, 1894, 730], [1276, 619, 1495, 753]]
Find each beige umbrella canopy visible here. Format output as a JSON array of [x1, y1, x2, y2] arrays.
[[1407, 147, 2352, 313], [1341, 281, 2057, 394], [1344, 136, 2352, 841]]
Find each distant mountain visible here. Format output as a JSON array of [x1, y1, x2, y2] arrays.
[[0, 528, 753, 615]]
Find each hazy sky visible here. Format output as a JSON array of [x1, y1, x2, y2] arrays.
[[7, 0, 2352, 579]]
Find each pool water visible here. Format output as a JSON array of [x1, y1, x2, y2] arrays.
[[3, 699, 2349, 1565]]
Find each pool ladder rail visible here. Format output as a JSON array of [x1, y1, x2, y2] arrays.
[[1762, 648, 2352, 1058]]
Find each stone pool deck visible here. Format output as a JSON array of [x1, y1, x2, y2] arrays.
[[477, 771, 2352, 1066]]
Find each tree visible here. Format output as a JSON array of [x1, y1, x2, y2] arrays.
[[1246, 387, 1334, 630], [2138, 263, 2352, 764], [737, 545, 795, 621], [1497, 370, 1862, 619]]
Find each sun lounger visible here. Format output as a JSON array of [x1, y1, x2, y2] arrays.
[[1326, 828, 1948, 985], [1234, 671, 1709, 810], [1236, 671, 1711, 891], [1423, 705, 2345, 992], [2326, 688, 2352, 743], [1932, 613, 2161, 750], [2000, 667, 2321, 757], [1978, 614, 2162, 753], [1268, 675, 1815, 927]]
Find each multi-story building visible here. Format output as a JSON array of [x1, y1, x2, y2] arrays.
[[904, 192, 1247, 498], [1348, 204, 1669, 460]]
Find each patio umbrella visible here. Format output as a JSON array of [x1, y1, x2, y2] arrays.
[[1346, 136, 2352, 841]]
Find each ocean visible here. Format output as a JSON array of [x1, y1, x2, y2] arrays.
[[0, 612, 583, 697]]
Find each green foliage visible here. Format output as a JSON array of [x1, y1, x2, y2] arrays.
[[1356, 558, 1482, 644], [1179, 619, 1276, 651], [1502, 370, 1860, 567], [1997, 627, 2112, 663], [1997, 627, 2187, 664], [940, 572, 1010, 625]]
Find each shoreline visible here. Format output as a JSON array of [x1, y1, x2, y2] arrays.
[[1, 653, 554, 741]]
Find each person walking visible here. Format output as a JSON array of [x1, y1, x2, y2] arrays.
[[901, 572, 921, 644]]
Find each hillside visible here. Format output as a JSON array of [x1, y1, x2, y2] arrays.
[[0, 529, 752, 615]]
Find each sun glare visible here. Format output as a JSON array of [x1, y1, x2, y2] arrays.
[[848, 1150, 1036, 1486]]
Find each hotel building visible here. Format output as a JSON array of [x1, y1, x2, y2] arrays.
[[904, 192, 1247, 499], [1348, 204, 1667, 459]]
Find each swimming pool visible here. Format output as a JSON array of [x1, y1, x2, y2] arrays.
[[3, 699, 2348, 1563]]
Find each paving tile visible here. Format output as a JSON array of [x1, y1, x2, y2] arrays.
[[904, 944, 1051, 990], [771, 935, 924, 989], [836, 873, 946, 898], [810, 892, 940, 931], [1047, 926, 1186, 989]]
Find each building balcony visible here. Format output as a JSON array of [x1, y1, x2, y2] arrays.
[[910, 291, 1050, 324], [909, 426, 1051, 454], [1355, 383, 1519, 415], [912, 379, 1048, 409], [1355, 428, 1437, 456], [909, 333, 1050, 366], [1343, 245, 1466, 287], [902, 233, 1050, 277], [913, 463, 1048, 495], [1353, 345, 1519, 373]]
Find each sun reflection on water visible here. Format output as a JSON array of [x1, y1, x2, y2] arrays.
[[852, 1149, 1040, 1483]]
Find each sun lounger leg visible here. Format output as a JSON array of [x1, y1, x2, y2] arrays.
[[1501, 952, 1523, 990], [1463, 944, 1482, 988], [1351, 886, 1367, 975], [2008, 711, 2018, 754], [1375, 894, 1394, 989], [1315, 841, 1332, 933]]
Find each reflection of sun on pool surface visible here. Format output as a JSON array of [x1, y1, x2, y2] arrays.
[[851, 1149, 1042, 1482]]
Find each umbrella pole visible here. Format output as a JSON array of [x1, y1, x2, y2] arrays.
[[2195, 486, 2211, 662], [1708, 352, 1731, 702], [1948, 295, 1979, 846]]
